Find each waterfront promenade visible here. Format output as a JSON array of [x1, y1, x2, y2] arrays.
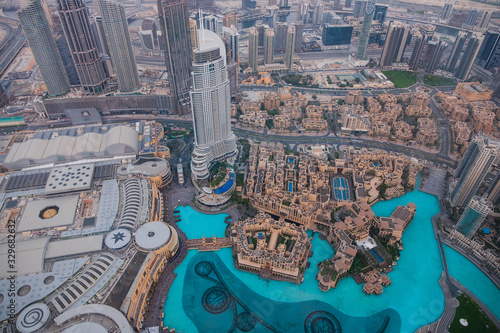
[[143, 180, 241, 329], [425, 197, 500, 332]]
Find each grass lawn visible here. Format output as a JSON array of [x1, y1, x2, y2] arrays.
[[449, 294, 500, 333], [382, 71, 418, 88], [424, 75, 456, 87]]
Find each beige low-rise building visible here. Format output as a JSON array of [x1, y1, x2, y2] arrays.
[[231, 212, 311, 283], [405, 105, 432, 117], [392, 121, 414, 141], [274, 115, 292, 129], [367, 97, 382, 113], [471, 101, 496, 134], [303, 118, 328, 131], [345, 90, 364, 104], [410, 91, 430, 108], [306, 105, 324, 119], [450, 105, 469, 122], [453, 121, 471, 146], [371, 121, 391, 138], [377, 93, 397, 105], [264, 93, 280, 110], [455, 82, 493, 102], [416, 118, 438, 145], [341, 113, 370, 134]]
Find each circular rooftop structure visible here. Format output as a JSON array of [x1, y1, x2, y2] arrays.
[[16, 303, 50, 333], [62, 322, 108, 333], [105, 228, 132, 250], [135, 222, 172, 251]]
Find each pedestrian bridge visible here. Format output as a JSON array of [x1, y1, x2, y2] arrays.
[[186, 236, 232, 251]]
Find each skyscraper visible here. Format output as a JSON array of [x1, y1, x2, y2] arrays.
[[190, 29, 237, 180], [274, 22, 288, 53], [477, 31, 500, 71], [477, 11, 492, 29], [224, 25, 239, 64], [455, 195, 492, 238], [248, 26, 258, 71], [355, 0, 376, 60], [379, 21, 410, 68], [95, 0, 140, 92], [373, 4, 388, 24], [353, 0, 366, 19], [294, 22, 303, 52], [264, 28, 274, 65], [158, 0, 193, 115], [455, 33, 484, 81], [425, 40, 447, 74], [18, 0, 70, 96], [190, 18, 199, 50], [441, 2, 453, 20], [447, 31, 467, 72], [57, 0, 108, 94], [451, 133, 498, 207], [285, 25, 295, 70], [409, 32, 427, 71]]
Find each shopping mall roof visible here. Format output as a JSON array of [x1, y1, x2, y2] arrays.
[[0, 237, 50, 278], [17, 195, 79, 232], [116, 157, 169, 177], [44, 163, 94, 195], [4, 125, 139, 170], [16, 303, 50, 333], [44, 235, 103, 260], [135, 222, 171, 251], [104, 229, 131, 250]]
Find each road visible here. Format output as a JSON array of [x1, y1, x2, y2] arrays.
[[0, 18, 25, 76], [233, 127, 456, 167]]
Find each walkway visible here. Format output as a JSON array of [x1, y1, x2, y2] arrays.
[[427, 200, 500, 332], [143, 180, 241, 329], [186, 237, 232, 251]]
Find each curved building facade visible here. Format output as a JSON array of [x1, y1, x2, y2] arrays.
[[190, 29, 237, 180], [128, 222, 179, 330]]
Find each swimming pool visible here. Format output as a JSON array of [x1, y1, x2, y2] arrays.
[[288, 181, 293, 192], [333, 176, 350, 201]]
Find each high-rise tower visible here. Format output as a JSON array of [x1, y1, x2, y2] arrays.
[[441, 3, 453, 20], [248, 26, 258, 71], [455, 33, 484, 81], [455, 195, 492, 238], [451, 133, 498, 207], [57, 0, 108, 94], [158, 0, 193, 115], [264, 28, 274, 65], [18, 0, 70, 96], [379, 21, 410, 68], [409, 32, 427, 71], [190, 29, 237, 180], [447, 31, 467, 72], [285, 25, 295, 70], [355, 0, 376, 60], [95, 0, 140, 92], [426, 40, 447, 74]]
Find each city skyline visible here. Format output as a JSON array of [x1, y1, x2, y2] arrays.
[[1, 1, 500, 332]]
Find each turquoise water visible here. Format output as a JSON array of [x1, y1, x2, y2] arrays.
[[444, 244, 500, 319], [164, 180, 496, 332], [175, 205, 228, 239]]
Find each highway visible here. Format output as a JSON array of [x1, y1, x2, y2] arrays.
[[0, 19, 25, 76]]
